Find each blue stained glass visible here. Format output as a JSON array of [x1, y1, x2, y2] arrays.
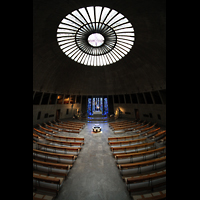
[[87, 98, 91, 115], [92, 98, 95, 112], [100, 98, 103, 112], [104, 98, 108, 114], [88, 97, 108, 115]]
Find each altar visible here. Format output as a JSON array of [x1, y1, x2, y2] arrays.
[[93, 111, 102, 115]]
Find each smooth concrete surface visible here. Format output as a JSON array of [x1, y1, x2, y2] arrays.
[[54, 120, 132, 200]]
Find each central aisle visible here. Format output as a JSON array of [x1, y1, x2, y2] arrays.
[[54, 121, 132, 200]]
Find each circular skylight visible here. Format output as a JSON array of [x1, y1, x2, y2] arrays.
[[57, 6, 135, 66], [88, 33, 104, 47]]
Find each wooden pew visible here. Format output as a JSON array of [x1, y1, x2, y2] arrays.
[[57, 120, 85, 128], [38, 123, 54, 132], [33, 132, 45, 139], [33, 159, 72, 177], [141, 127, 160, 136], [157, 136, 166, 143], [135, 124, 157, 134], [59, 119, 85, 125], [110, 121, 137, 129], [131, 190, 166, 200], [112, 122, 144, 131], [52, 134, 84, 142], [34, 141, 81, 154], [117, 156, 166, 170], [54, 123, 81, 130], [112, 146, 156, 157], [51, 124, 81, 133], [109, 121, 126, 127], [125, 170, 166, 184], [57, 122, 82, 128], [33, 173, 61, 194], [115, 146, 166, 160], [130, 122, 151, 132], [33, 159, 72, 170], [46, 138, 84, 146], [33, 192, 55, 200], [33, 149, 77, 160], [128, 181, 166, 195], [33, 128, 52, 137], [110, 142, 156, 153], [109, 120, 128, 126], [111, 121, 143, 129], [40, 125, 55, 133], [108, 134, 140, 142], [151, 130, 166, 139], [45, 123, 61, 131], [108, 138, 147, 147]]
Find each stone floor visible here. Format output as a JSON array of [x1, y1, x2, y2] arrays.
[[54, 119, 133, 200]]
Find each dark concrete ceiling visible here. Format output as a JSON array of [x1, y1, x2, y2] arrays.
[[33, 0, 166, 95]]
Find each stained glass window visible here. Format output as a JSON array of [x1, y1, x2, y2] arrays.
[[104, 98, 108, 114], [87, 98, 91, 115]]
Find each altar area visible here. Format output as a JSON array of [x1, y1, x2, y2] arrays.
[[93, 111, 102, 115], [87, 97, 108, 116]]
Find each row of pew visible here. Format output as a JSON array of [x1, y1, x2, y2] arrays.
[[33, 120, 85, 200], [109, 120, 166, 144], [46, 120, 85, 134], [108, 120, 166, 200]]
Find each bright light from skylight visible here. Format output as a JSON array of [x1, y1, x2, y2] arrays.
[[57, 6, 135, 66], [88, 33, 104, 47]]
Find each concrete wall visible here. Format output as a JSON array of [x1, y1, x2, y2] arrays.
[[113, 103, 166, 127], [33, 103, 81, 126]]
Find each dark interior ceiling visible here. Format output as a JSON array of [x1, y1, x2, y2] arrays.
[[33, 0, 166, 95]]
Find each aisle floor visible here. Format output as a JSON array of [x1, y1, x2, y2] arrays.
[[54, 120, 133, 200]]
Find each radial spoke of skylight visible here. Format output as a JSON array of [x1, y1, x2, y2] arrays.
[[72, 49, 82, 60], [64, 45, 77, 55], [117, 41, 133, 49], [87, 6, 95, 22], [66, 14, 82, 26], [80, 53, 87, 64], [115, 27, 134, 33], [58, 23, 75, 30], [116, 43, 131, 53], [69, 48, 80, 58], [61, 18, 80, 28], [109, 50, 120, 61], [57, 33, 74, 38], [108, 52, 117, 63], [114, 45, 127, 56], [73, 51, 83, 62], [57, 36, 74, 42], [113, 22, 133, 31], [60, 41, 75, 50], [107, 13, 124, 26], [76, 52, 85, 62], [79, 8, 90, 24], [116, 40, 130, 50], [95, 6, 102, 22], [104, 9, 118, 24], [83, 54, 89, 65], [110, 17, 128, 28], [104, 55, 109, 65], [100, 7, 110, 23], [59, 40, 72, 46], [100, 55, 104, 65], [71, 10, 86, 25], [113, 47, 124, 58]]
